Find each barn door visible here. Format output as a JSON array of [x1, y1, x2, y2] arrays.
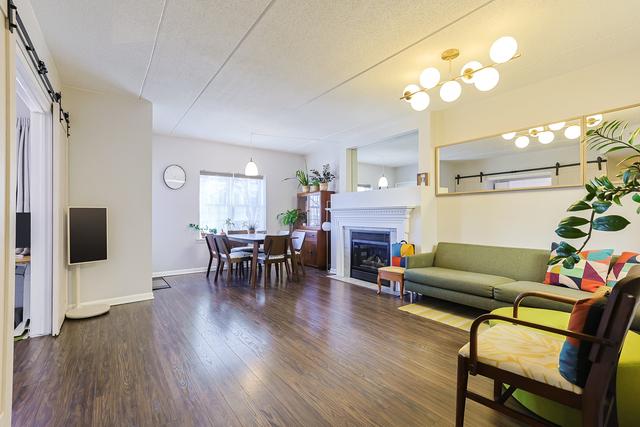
[[51, 103, 68, 336]]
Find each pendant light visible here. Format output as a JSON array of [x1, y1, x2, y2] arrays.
[[245, 133, 259, 176], [378, 166, 389, 189]]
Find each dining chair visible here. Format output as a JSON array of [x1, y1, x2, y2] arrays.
[[226, 229, 257, 253], [289, 230, 306, 275], [204, 234, 221, 280], [214, 235, 252, 281], [456, 266, 640, 427], [257, 235, 290, 286]]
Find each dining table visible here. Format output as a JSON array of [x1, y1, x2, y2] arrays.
[[226, 232, 298, 287]]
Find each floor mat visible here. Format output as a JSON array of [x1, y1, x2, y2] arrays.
[[152, 277, 171, 290], [399, 299, 487, 332]]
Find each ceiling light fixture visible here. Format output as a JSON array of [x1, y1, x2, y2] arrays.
[[502, 132, 516, 140], [515, 135, 530, 149], [548, 122, 566, 131], [244, 133, 259, 176], [401, 36, 521, 111], [564, 125, 581, 140], [378, 166, 389, 189]]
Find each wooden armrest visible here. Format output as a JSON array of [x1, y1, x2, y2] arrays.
[[467, 314, 609, 374], [513, 292, 578, 318]]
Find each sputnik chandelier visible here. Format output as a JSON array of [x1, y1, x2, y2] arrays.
[[501, 114, 603, 149], [401, 36, 521, 111]]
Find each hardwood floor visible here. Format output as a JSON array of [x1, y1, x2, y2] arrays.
[[13, 269, 526, 426]]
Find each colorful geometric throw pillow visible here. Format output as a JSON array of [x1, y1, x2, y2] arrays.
[[558, 296, 607, 387], [544, 243, 613, 292], [607, 252, 640, 287]]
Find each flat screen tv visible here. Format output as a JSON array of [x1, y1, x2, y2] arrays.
[[16, 212, 30, 248], [67, 207, 108, 265]]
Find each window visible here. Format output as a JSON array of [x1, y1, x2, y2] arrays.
[[357, 184, 372, 192], [199, 172, 266, 232], [493, 176, 552, 190]]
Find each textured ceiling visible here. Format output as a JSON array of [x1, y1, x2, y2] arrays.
[[31, 0, 640, 154]]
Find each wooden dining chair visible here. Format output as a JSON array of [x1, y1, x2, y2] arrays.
[[226, 229, 256, 253], [456, 266, 640, 427], [288, 230, 306, 275], [257, 235, 290, 286], [214, 235, 252, 281], [204, 234, 221, 280]]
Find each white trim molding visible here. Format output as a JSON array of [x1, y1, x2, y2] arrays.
[[81, 292, 154, 308], [152, 267, 208, 278], [329, 206, 416, 279]]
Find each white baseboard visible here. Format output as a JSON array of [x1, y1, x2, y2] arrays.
[[152, 267, 207, 278], [81, 292, 155, 307]]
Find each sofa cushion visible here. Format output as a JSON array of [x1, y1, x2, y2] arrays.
[[403, 267, 513, 298], [493, 281, 592, 313], [544, 244, 613, 292], [433, 242, 549, 283]]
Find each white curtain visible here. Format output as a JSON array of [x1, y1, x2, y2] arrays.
[[199, 173, 266, 231], [16, 117, 30, 213]]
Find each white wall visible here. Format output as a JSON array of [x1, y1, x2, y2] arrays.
[[305, 146, 341, 192], [394, 163, 418, 186], [152, 134, 304, 274], [65, 87, 153, 304], [431, 53, 640, 253]]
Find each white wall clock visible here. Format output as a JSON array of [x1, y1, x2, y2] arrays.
[[163, 164, 186, 190]]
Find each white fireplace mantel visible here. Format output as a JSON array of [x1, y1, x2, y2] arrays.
[[329, 205, 416, 278]]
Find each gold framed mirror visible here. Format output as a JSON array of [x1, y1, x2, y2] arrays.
[[436, 117, 583, 195]]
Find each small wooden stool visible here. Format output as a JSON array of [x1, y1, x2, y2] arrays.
[[377, 266, 405, 296]]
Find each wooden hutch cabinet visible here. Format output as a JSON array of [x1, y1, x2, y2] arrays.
[[296, 190, 333, 269]]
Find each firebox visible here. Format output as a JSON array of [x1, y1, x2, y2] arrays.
[[350, 230, 391, 283]]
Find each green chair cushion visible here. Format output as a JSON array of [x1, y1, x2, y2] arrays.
[[403, 267, 513, 298], [433, 242, 550, 283], [490, 307, 640, 427], [493, 281, 640, 330]]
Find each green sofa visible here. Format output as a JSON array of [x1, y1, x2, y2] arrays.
[[404, 242, 640, 329]]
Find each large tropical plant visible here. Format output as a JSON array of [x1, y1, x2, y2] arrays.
[[551, 121, 640, 268]]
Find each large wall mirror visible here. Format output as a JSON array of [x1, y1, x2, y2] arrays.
[[437, 117, 583, 195], [585, 104, 640, 183], [354, 131, 418, 191]]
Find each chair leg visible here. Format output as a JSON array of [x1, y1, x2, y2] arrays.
[[456, 355, 469, 427], [214, 261, 222, 281], [275, 263, 280, 280], [227, 261, 233, 281], [493, 380, 503, 401], [285, 260, 291, 278], [299, 253, 305, 275], [207, 255, 213, 278]]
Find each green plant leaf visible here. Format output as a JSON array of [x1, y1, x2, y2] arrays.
[[633, 193, 640, 203], [558, 216, 590, 227], [555, 241, 577, 255], [567, 201, 591, 212], [592, 201, 612, 214], [592, 215, 631, 232], [562, 257, 576, 269], [555, 226, 588, 239], [548, 255, 565, 266]]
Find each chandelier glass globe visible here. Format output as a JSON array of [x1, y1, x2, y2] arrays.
[[502, 132, 516, 140], [490, 36, 518, 64], [538, 131, 555, 144], [548, 122, 566, 131], [473, 67, 500, 91], [378, 175, 389, 189], [402, 84, 420, 102], [440, 80, 462, 102], [587, 114, 603, 127], [409, 92, 430, 111], [460, 61, 482, 84], [419, 67, 441, 89], [564, 125, 581, 140], [515, 135, 530, 148]]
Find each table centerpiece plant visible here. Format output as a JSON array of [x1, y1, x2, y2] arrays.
[[551, 120, 640, 268]]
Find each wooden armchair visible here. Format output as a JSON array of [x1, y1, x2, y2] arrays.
[[456, 266, 640, 427]]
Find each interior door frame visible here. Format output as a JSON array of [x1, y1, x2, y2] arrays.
[[15, 43, 53, 337]]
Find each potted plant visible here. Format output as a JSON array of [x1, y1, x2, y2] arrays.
[[243, 221, 257, 233], [188, 223, 216, 239], [550, 120, 640, 268], [277, 209, 307, 233], [309, 177, 320, 192], [310, 164, 336, 191], [285, 169, 310, 192]]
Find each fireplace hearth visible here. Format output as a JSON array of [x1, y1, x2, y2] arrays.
[[350, 230, 390, 283]]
